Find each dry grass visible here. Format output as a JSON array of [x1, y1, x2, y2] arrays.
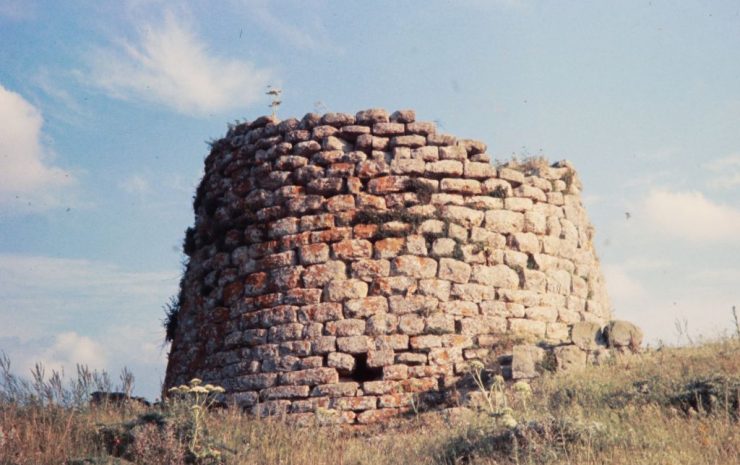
[[1, 338, 738, 465]]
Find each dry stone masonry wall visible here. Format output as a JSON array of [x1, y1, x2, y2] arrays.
[[164, 108, 633, 425]]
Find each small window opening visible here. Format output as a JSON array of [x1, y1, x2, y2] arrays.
[[348, 353, 383, 382]]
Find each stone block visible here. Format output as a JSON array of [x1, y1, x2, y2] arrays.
[[366, 312, 399, 335], [261, 385, 310, 400], [437, 258, 472, 284], [327, 352, 356, 373], [554, 345, 587, 371], [392, 255, 438, 278], [327, 319, 366, 336], [471, 265, 519, 288], [441, 178, 482, 195], [336, 336, 372, 354], [485, 210, 524, 234], [440, 205, 485, 228], [344, 296, 389, 318], [374, 237, 406, 259], [351, 259, 391, 282], [388, 295, 439, 314], [311, 382, 359, 397], [332, 239, 372, 260], [511, 344, 545, 379], [367, 349, 395, 367], [426, 160, 463, 177], [570, 321, 604, 350], [604, 320, 643, 350], [299, 243, 330, 265], [279, 368, 339, 386], [302, 261, 346, 288], [332, 396, 378, 411], [324, 279, 368, 302]]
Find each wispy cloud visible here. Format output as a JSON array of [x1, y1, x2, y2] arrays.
[[86, 11, 272, 116], [704, 153, 740, 189], [640, 188, 740, 242], [242, 0, 339, 52], [0, 84, 76, 213], [0, 0, 35, 20]]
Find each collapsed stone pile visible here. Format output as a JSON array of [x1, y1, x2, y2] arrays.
[[164, 108, 638, 425]]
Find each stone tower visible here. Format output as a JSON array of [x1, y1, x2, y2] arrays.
[[164, 108, 617, 425]]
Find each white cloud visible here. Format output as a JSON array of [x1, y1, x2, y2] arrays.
[[37, 332, 107, 372], [86, 12, 272, 115], [0, 84, 75, 211], [0, 254, 179, 398], [640, 188, 740, 242], [704, 154, 740, 189]]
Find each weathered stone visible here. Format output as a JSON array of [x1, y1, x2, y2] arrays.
[[510, 232, 540, 254], [336, 336, 372, 354], [471, 265, 519, 288], [418, 279, 451, 301], [509, 319, 547, 339], [261, 385, 310, 400], [356, 108, 390, 124], [485, 210, 524, 234], [324, 279, 368, 302], [426, 160, 463, 177], [299, 243, 330, 265], [398, 313, 425, 335], [570, 321, 603, 350], [332, 396, 378, 411], [327, 352, 356, 373], [438, 258, 472, 284], [451, 284, 496, 303], [410, 335, 442, 350], [511, 345, 545, 379], [344, 296, 389, 318], [327, 319, 366, 337], [370, 276, 417, 296], [332, 239, 373, 260], [302, 261, 346, 287], [604, 320, 643, 350], [311, 382, 359, 397], [367, 349, 395, 367], [464, 161, 497, 179], [279, 368, 339, 386], [498, 168, 525, 185], [425, 312, 455, 334], [438, 300, 479, 317], [554, 345, 587, 371], [392, 255, 438, 278], [351, 259, 391, 282], [440, 205, 484, 228]]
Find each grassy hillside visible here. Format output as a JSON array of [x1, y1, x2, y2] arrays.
[[1, 337, 738, 465]]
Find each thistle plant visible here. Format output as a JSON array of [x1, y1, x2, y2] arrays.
[[266, 86, 282, 117], [468, 360, 519, 429], [167, 378, 225, 462]]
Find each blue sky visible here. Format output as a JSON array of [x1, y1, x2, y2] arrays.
[[1, 0, 739, 400]]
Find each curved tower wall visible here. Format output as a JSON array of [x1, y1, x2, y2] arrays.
[[164, 108, 611, 424]]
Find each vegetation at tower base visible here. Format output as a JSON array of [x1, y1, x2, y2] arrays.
[[163, 108, 642, 424], [1, 338, 739, 464]]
